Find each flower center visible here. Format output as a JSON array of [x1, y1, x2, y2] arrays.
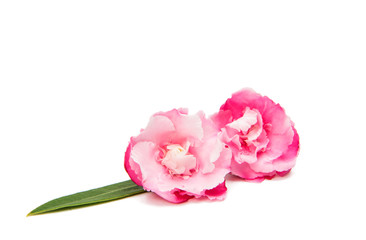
[[227, 107, 263, 142], [160, 143, 197, 177]]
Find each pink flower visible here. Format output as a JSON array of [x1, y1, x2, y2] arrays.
[[211, 89, 299, 182], [124, 108, 231, 203]]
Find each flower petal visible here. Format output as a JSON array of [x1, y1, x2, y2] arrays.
[[124, 141, 143, 186], [135, 115, 175, 145], [272, 126, 300, 172], [153, 189, 194, 203], [204, 182, 227, 200]]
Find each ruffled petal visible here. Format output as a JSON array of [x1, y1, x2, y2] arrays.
[[157, 109, 204, 141], [153, 189, 194, 203], [124, 141, 143, 186], [272, 126, 300, 172], [204, 182, 227, 200], [135, 115, 175, 145]]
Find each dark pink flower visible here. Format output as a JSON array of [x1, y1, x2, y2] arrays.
[[211, 89, 299, 182], [125, 109, 231, 203]]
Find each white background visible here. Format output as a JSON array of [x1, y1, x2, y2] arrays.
[[1, 1, 365, 239]]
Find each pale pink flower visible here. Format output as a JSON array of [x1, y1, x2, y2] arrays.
[[125, 109, 231, 203], [211, 89, 299, 182]]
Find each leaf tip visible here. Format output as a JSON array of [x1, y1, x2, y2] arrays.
[[27, 210, 39, 217]]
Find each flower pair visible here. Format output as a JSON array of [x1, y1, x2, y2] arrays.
[[124, 88, 300, 203]]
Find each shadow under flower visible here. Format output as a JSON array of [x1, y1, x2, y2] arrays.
[[141, 190, 222, 206], [225, 171, 294, 183]]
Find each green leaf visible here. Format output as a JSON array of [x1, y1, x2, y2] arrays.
[[27, 180, 146, 216]]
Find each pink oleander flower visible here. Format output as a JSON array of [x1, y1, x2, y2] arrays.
[[124, 108, 232, 203], [211, 88, 299, 182]]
